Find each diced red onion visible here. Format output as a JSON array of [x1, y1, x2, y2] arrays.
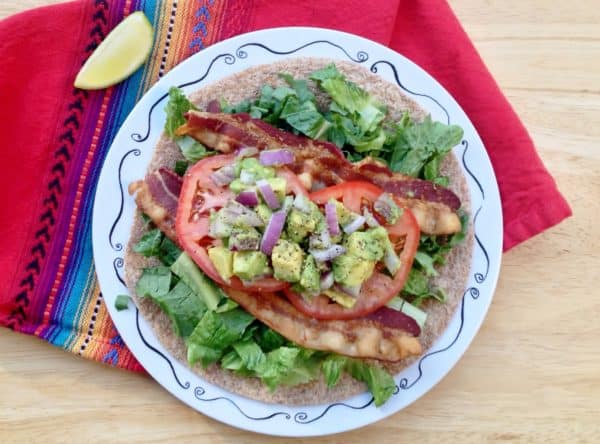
[[235, 190, 259, 207], [325, 201, 340, 236], [259, 149, 295, 166], [256, 179, 280, 209], [222, 201, 263, 227], [229, 233, 260, 251], [309, 227, 331, 250], [239, 169, 255, 185], [374, 193, 402, 224], [383, 245, 401, 275], [342, 215, 366, 234], [363, 208, 380, 227], [236, 147, 259, 158], [210, 165, 236, 187], [310, 245, 346, 263], [339, 284, 361, 298], [320, 271, 334, 290], [281, 196, 294, 214], [208, 214, 232, 239], [260, 211, 286, 255], [293, 194, 312, 213]]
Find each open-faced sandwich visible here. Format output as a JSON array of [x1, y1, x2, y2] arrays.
[[124, 59, 472, 406]]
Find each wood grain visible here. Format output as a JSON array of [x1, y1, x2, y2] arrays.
[[1, 1, 599, 442]]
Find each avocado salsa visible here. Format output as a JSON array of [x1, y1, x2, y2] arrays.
[[205, 155, 404, 307], [128, 64, 466, 406]]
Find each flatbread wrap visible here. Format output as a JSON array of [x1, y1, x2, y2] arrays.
[[124, 58, 473, 406]]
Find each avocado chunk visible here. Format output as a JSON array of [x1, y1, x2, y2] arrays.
[[271, 239, 304, 283], [265, 177, 287, 199], [229, 226, 261, 251], [255, 203, 273, 226], [229, 179, 248, 195], [239, 157, 276, 180], [332, 253, 375, 288], [344, 227, 389, 261], [171, 252, 223, 311], [286, 208, 319, 243], [232, 251, 271, 281], [299, 255, 320, 293], [207, 246, 234, 282], [374, 193, 402, 224], [230, 177, 286, 200], [209, 208, 233, 238], [324, 289, 357, 308], [230, 158, 277, 193], [332, 199, 356, 226]]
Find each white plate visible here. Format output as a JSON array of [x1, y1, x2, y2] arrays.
[[92, 27, 502, 437]]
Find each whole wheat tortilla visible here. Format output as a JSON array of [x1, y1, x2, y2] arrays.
[[124, 58, 473, 405]]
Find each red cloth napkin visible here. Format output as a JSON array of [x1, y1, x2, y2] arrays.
[[0, 0, 570, 370]]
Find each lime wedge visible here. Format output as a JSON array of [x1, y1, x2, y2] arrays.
[[74, 11, 154, 90]]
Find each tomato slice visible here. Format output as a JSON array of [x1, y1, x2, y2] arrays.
[[310, 180, 382, 212], [284, 181, 420, 320], [176, 154, 290, 292]]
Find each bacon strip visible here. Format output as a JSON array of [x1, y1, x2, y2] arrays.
[[128, 168, 182, 241], [131, 170, 423, 361], [176, 111, 462, 235], [226, 289, 421, 362]]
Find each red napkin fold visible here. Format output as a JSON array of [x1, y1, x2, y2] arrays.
[[0, 0, 570, 369]]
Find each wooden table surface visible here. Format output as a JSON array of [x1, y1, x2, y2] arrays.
[[1, 1, 599, 442]]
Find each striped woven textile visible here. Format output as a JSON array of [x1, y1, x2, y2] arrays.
[[0, 0, 253, 371], [0, 0, 571, 372]]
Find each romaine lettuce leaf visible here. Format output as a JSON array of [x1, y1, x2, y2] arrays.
[[279, 72, 315, 103], [176, 136, 212, 163], [254, 325, 286, 352], [164, 87, 197, 137], [233, 340, 267, 373], [133, 228, 163, 257], [280, 97, 331, 139], [322, 355, 347, 387], [133, 230, 181, 266], [147, 280, 206, 337], [186, 308, 254, 367], [258, 347, 322, 390], [158, 236, 182, 266], [114, 294, 131, 311], [402, 268, 447, 307], [388, 115, 463, 177], [312, 67, 386, 134], [345, 359, 396, 407], [135, 266, 172, 299]]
